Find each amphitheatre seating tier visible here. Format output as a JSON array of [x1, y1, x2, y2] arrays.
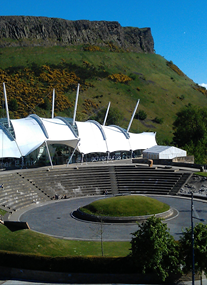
[[18, 167, 113, 199], [0, 172, 51, 211], [113, 165, 192, 195], [0, 163, 193, 213]]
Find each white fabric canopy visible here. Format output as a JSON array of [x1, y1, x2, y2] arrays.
[[0, 129, 22, 158], [12, 116, 46, 157], [41, 118, 78, 149], [129, 132, 157, 151], [103, 126, 131, 153], [76, 121, 108, 154], [0, 115, 157, 158]]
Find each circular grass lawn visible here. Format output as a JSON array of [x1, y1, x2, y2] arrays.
[[80, 195, 170, 217]]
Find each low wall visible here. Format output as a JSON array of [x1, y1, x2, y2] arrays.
[[172, 156, 194, 163], [3, 221, 30, 231], [132, 158, 204, 171]]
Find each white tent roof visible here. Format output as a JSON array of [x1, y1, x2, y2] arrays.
[[41, 118, 78, 148], [76, 121, 108, 154], [102, 125, 131, 153], [0, 115, 157, 158], [143, 145, 186, 159], [0, 129, 22, 158], [129, 132, 157, 151], [12, 116, 46, 157]]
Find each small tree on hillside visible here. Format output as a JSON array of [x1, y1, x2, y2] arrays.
[[130, 216, 181, 281], [135, 110, 147, 120]]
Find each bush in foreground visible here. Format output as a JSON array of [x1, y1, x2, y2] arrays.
[[130, 216, 181, 281], [180, 223, 207, 276]]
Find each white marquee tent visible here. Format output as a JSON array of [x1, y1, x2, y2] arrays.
[[143, 145, 186, 160]]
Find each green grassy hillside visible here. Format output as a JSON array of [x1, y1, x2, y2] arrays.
[[0, 45, 207, 144]]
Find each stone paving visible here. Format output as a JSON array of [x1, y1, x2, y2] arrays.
[[13, 194, 207, 241]]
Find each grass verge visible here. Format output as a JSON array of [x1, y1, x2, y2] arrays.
[[195, 172, 207, 177], [0, 224, 130, 257]]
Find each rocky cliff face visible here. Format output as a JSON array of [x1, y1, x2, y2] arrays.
[[0, 16, 154, 53]]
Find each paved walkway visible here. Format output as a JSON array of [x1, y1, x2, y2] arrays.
[[8, 194, 207, 241]]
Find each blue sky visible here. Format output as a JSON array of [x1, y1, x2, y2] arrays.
[[1, 0, 207, 87]]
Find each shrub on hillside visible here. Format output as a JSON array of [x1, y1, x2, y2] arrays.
[[153, 117, 163, 124], [166, 61, 185, 77], [135, 110, 147, 120], [128, 73, 136, 80]]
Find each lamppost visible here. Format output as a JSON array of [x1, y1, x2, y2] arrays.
[[191, 192, 205, 285]]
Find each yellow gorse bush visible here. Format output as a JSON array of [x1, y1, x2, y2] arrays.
[[107, 43, 123, 52], [0, 65, 92, 118], [82, 61, 91, 68], [83, 45, 103, 52], [166, 61, 185, 77], [193, 85, 207, 96], [108, 73, 132, 84], [83, 99, 99, 113]]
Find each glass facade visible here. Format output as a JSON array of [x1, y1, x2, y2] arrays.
[[0, 144, 142, 170]]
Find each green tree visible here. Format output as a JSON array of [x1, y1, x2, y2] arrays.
[[172, 105, 207, 163], [180, 223, 207, 276], [130, 216, 181, 281]]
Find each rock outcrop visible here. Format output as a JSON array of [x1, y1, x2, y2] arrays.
[[0, 16, 154, 53]]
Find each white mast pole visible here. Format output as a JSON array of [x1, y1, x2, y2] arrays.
[[127, 99, 140, 133], [73, 83, 80, 125], [3, 83, 11, 128], [45, 141, 53, 169], [103, 101, 111, 126], [67, 138, 80, 166], [52, 88, 55, 119]]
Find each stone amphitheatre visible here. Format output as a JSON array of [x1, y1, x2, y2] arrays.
[[1, 159, 207, 241]]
